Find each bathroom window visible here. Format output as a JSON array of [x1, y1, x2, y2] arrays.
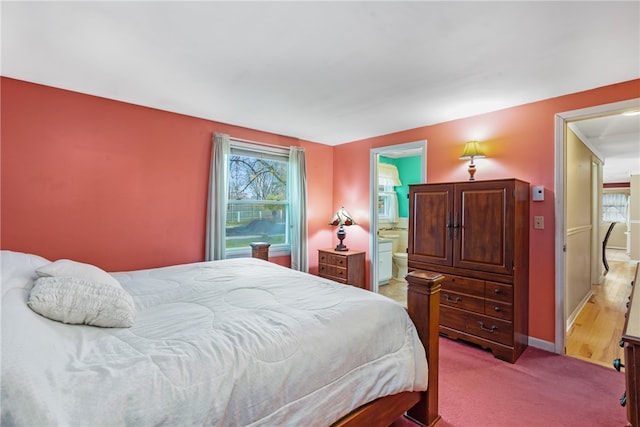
[[378, 191, 399, 223], [378, 163, 401, 223]]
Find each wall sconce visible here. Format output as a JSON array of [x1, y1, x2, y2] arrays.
[[460, 141, 486, 181], [329, 207, 355, 251]]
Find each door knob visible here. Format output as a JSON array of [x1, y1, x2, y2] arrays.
[[613, 358, 624, 371]]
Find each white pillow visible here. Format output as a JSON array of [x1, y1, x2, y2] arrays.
[[36, 259, 121, 288], [28, 276, 136, 328]]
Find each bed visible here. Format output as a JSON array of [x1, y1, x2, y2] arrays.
[[1, 250, 441, 426]]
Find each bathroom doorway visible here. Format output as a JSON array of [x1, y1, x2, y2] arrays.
[[369, 140, 427, 295]]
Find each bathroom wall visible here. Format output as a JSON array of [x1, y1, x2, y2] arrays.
[[394, 156, 422, 218], [379, 155, 421, 219], [378, 156, 419, 255]]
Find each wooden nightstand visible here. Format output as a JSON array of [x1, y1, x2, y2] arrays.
[[318, 248, 366, 289]]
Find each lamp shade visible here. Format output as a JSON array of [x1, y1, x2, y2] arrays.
[[329, 207, 355, 226], [459, 141, 486, 159]]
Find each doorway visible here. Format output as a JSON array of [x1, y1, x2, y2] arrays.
[[554, 98, 640, 361], [369, 140, 427, 294]]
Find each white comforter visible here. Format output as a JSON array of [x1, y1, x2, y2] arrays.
[[1, 250, 427, 426]]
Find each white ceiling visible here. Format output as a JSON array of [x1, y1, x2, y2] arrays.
[[2, 1, 639, 182], [570, 112, 640, 184]]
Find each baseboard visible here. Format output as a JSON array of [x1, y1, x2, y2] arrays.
[[527, 336, 555, 353], [566, 290, 593, 332], [526, 289, 592, 355]]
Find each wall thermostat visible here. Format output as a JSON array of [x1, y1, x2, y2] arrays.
[[532, 186, 544, 201]]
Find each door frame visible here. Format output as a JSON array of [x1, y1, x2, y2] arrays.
[[554, 98, 640, 354], [369, 140, 427, 293]]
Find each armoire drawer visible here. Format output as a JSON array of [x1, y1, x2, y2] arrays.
[[485, 281, 513, 304], [484, 300, 513, 321], [441, 274, 484, 297], [441, 306, 514, 346], [440, 289, 484, 313]]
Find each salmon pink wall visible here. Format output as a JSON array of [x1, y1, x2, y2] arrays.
[[4, 76, 639, 345], [1, 78, 334, 271], [333, 79, 640, 344]]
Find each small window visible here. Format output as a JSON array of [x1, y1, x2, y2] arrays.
[[602, 193, 628, 223], [226, 146, 289, 255]]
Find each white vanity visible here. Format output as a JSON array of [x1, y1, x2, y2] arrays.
[[378, 239, 393, 285]]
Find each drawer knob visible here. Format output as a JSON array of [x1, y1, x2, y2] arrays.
[[478, 321, 497, 333], [493, 306, 501, 312], [493, 288, 501, 294], [444, 294, 462, 304], [613, 358, 624, 371], [620, 391, 627, 407]]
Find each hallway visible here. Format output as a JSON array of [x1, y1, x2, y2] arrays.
[[566, 249, 638, 368]]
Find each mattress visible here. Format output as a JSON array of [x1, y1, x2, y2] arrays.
[[1, 250, 427, 426]]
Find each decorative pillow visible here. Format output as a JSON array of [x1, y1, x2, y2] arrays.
[[28, 276, 136, 328], [36, 259, 121, 288]]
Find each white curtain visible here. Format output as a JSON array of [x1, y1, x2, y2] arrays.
[[205, 133, 230, 261], [378, 163, 402, 187], [288, 146, 308, 272], [602, 193, 628, 223]]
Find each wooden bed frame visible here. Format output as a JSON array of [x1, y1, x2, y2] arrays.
[[333, 270, 443, 427]]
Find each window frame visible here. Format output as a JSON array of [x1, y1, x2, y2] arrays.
[[224, 141, 291, 259]]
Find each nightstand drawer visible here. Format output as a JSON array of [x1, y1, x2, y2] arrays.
[[320, 253, 347, 267], [318, 264, 348, 283], [318, 248, 366, 289]]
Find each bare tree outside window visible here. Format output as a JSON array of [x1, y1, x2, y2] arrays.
[[226, 154, 288, 249]]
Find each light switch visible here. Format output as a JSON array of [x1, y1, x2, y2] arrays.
[[534, 216, 544, 229]]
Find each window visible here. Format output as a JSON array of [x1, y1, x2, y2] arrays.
[[602, 192, 628, 223], [225, 144, 290, 256], [207, 133, 306, 268]]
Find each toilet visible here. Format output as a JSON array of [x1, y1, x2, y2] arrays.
[[392, 252, 408, 281], [378, 230, 409, 282]]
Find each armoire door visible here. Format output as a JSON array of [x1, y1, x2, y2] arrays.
[[453, 180, 515, 275], [408, 183, 454, 267]]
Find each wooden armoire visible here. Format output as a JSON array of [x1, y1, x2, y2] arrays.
[[408, 178, 530, 363]]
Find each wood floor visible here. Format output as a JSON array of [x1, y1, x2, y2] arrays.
[[378, 278, 408, 308], [566, 249, 638, 369], [379, 249, 638, 370]]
